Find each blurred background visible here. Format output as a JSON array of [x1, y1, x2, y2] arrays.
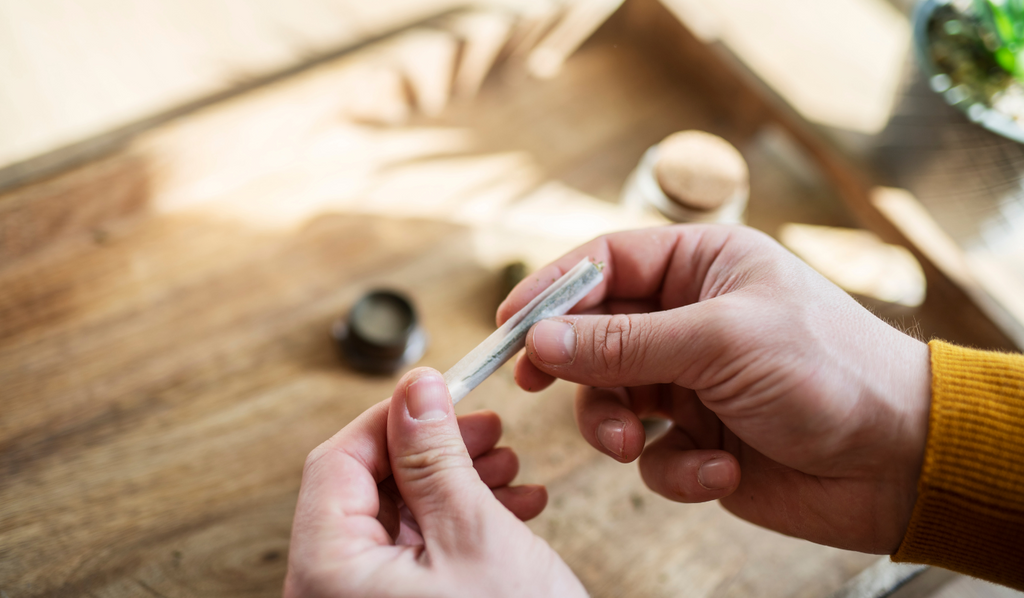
[[1, 0, 1022, 597]]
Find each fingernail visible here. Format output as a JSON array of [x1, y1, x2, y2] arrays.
[[407, 372, 451, 421], [597, 419, 626, 457], [533, 319, 576, 366], [698, 458, 732, 490]]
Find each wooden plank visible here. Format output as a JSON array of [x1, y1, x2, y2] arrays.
[[0, 0, 467, 191], [449, 11, 516, 99], [391, 28, 460, 117], [873, 187, 1024, 348], [658, 0, 911, 134], [527, 0, 625, 79]]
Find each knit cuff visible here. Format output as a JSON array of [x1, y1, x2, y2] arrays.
[[892, 340, 1024, 589]]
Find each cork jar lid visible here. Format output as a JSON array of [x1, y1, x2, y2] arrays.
[[654, 131, 748, 212]]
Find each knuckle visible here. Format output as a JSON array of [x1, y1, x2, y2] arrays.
[[301, 443, 330, 477], [592, 314, 647, 378], [394, 437, 473, 485]]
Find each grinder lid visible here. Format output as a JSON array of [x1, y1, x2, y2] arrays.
[[332, 290, 427, 374]]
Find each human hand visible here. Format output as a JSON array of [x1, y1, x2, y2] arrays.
[[498, 225, 931, 554], [284, 367, 586, 598]]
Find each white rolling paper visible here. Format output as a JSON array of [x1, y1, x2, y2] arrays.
[[443, 258, 604, 403]]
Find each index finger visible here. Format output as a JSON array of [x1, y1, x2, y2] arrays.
[[496, 224, 732, 326], [292, 398, 394, 556]]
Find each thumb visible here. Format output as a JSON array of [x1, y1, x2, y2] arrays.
[[525, 308, 712, 388], [387, 367, 494, 548]]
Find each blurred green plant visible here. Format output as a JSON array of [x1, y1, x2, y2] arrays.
[[974, 0, 1024, 81], [923, 0, 1024, 133], [927, 3, 1009, 103]]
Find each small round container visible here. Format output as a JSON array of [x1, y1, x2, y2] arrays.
[[621, 130, 749, 224], [332, 290, 427, 375]]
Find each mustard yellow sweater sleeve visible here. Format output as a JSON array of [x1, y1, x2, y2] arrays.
[[892, 340, 1024, 588]]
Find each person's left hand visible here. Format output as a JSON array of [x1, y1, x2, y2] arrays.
[[284, 367, 587, 598]]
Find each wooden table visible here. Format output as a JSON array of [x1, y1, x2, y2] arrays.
[[2, 2, 998, 596]]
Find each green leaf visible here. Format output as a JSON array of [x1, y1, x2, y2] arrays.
[[996, 46, 1017, 72], [1007, 1, 1024, 43], [1013, 48, 1024, 81], [993, 5, 1016, 43]]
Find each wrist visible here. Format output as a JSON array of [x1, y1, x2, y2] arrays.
[[882, 335, 932, 552]]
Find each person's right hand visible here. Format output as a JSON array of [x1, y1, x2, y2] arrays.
[[498, 225, 932, 554]]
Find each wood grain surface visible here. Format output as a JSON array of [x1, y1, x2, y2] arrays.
[[0, 3, 1007, 597], [0, 0, 477, 181]]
